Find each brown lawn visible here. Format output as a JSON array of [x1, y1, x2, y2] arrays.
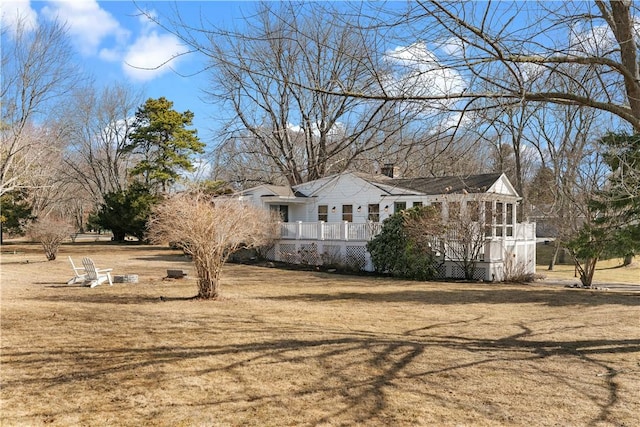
[[1, 240, 639, 426]]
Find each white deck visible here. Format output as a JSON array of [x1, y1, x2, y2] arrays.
[[270, 221, 537, 281]]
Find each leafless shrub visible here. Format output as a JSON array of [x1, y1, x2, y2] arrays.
[[503, 250, 536, 283], [26, 218, 73, 260], [147, 192, 278, 299]]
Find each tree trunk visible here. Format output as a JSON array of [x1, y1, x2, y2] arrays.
[[623, 254, 634, 266], [548, 241, 561, 271], [579, 257, 598, 288], [198, 278, 220, 299], [196, 262, 221, 299]]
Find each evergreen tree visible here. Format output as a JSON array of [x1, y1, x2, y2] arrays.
[[0, 190, 34, 243], [592, 132, 640, 263], [568, 132, 640, 286], [367, 207, 438, 280], [90, 182, 159, 242], [126, 97, 205, 193]]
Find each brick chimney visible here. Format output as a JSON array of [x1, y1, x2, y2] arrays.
[[381, 163, 399, 178]]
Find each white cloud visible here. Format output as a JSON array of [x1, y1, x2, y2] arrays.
[[40, 0, 127, 56], [5, 1, 187, 83], [385, 42, 467, 101], [440, 36, 465, 58], [1, 0, 38, 35], [569, 23, 616, 57], [122, 30, 188, 82]]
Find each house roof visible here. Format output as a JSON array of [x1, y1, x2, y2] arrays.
[[372, 172, 505, 195], [241, 171, 518, 201]]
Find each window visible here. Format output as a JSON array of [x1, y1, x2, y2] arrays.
[[413, 201, 423, 208], [318, 205, 328, 222], [394, 201, 407, 213], [342, 205, 353, 222], [368, 204, 380, 222]]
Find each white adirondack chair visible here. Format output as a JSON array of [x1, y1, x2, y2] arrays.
[[67, 256, 87, 285], [81, 257, 113, 288]]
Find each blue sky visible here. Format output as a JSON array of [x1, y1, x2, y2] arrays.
[[3, 1, 625, 150], [2, 0, 256, 147]]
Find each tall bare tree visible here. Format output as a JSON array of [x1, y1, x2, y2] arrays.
[[159, 2, 445, 186], [1, 17, 81, 196], [308, 1, 640, 131], [60, 83, 143, 205]]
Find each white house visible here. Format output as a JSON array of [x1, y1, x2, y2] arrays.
[[237, 169, 536, 281]]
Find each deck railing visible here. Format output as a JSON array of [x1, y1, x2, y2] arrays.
[[279, 221, 383, 241], [279, 221, 535, 243]]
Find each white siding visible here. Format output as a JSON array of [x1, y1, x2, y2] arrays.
[[487, 174, 519, 197], [304, 174, 390, 223]]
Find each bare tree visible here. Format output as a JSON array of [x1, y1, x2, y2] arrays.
[[60, 83, 143, 205], [26, 217, 74, 261], [147, 192, 278, 299], [528, 91, 606, 270], [158, 2, 445, 185], [405, 199, 487, 280], [293, 1, 640, 132], [1, 16, 81, 196], [210, 133, 293, 188]]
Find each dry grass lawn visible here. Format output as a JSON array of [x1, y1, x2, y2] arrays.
[[540, 258, 640, 286], [1, 240, 639, 426]]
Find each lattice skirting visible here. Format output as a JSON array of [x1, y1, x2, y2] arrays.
[[267, 241, 524, 281], [269, 241, 371, 271]]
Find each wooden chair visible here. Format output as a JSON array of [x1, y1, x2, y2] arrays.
[[67, 256, 87, 285], [81, 257, 113, 288]]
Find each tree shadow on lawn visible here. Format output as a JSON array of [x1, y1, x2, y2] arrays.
[[264, 287, 640, 307], [2, 321, 636, 426], [28, 280, 640, 306], [133, 254, 192, 263], [30, 292, 185, 305], [32, 281, 199, 304]]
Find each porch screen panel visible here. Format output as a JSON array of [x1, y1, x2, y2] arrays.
[[484, 201, 493, 237], [342, 205, 353, 222], [467, 201, 480, 222], [506, 203, 513, 236], [318, 205, 328, 222], [448, 201, 461, 220], [271, 205, 289, 222], [495, 202, 504, 237], [368, 204, 380, 222], [431, 202, 442, 218]]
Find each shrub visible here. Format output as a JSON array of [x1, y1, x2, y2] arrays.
[[367, 209, 437, 280], [147, 192, 279, 299], [26, 218, 74, 261]]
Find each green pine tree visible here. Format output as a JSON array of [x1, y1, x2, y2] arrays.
[[126, 97, 205, 193], [568, 131, 640, 286]]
